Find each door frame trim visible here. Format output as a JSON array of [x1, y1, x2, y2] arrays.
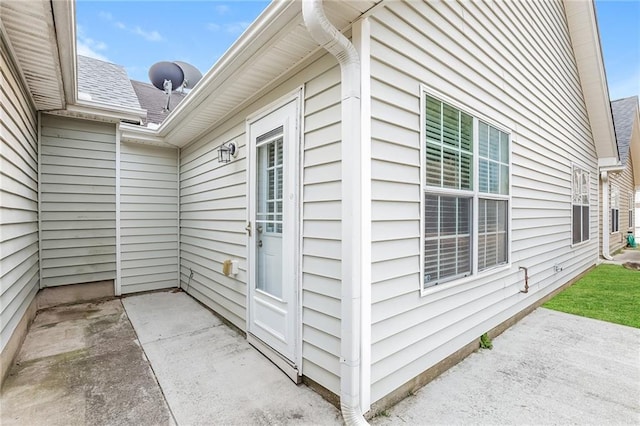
[[245, 87, 304, 375]]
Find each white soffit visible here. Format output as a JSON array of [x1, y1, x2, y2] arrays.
[[0, 0, 66, 110], [159, 0, 378, 147], [564, 0, 618, 161]]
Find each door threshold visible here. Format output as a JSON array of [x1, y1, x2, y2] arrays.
[[247, 333, 300, 384]]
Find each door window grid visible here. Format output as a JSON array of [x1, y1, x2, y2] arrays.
[[257, 132, 284, 234]]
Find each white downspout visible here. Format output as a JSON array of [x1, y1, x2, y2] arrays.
[[302, 1, 367, 425], [601, 171, 613, 260]]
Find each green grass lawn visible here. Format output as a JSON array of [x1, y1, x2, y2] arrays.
[[543, 264, 640, 328]]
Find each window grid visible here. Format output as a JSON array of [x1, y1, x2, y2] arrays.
[[611, 185, 620, 233], [571, 166, 590, 244], [422, 91, 510, 289]]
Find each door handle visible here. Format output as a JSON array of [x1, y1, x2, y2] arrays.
[[258, 240, 263, 248]]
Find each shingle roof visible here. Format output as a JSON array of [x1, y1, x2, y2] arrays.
[[77, 55, 141, 110], [130, 80, 186, 126], [611, 96, 639, 166]]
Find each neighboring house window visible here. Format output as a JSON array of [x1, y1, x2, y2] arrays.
[[422, 92, 509, 289], [629, 192, 634, 229], [611, 185, 620, 233], [572, 166, 590, 244]]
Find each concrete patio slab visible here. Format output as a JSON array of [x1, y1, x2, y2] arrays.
[[122, 291, 341, 425], [371, 308, 640, 425], [0, 299, 174, 426]]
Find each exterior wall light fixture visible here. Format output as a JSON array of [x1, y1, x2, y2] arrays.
[[218, 141, 238, 163]]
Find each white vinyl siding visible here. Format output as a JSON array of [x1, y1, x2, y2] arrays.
[[120, 143, 178, 293], [0, 36, 39, 352], [179, 53, 341, 395], [40, 115, 116, 287], [369, 0, 598, 404]]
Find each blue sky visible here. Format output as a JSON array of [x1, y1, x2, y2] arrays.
[[76, 1, 639, 100]]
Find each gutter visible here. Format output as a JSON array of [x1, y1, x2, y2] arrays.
[[302, 1, 367, 424], [51, 0, 77, 106], [600, 164, 625, 260]]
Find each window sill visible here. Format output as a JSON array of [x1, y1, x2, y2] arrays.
[[571, 239, 591, 249], [420, 263, 511, 298]]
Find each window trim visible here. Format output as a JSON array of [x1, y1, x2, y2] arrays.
[[570, 163, 591, 247], [419, 85, 512, 296], [629, 192, 634, 229], [611, 184, 620, 234]]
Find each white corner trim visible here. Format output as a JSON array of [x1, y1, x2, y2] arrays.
[[115, 124, 122, 296], [37, 112, 43, 289], [353, 16, 372, 414]]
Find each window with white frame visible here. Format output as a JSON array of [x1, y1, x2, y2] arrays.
[[571, 166, 589, 244], [611, 185, 620, 233], [422, 92, 509, 289], [629, 192, 634, 229]]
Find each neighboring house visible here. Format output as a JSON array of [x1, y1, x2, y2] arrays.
[[601, 96, 639, 256], [0, 0, 632, 421]]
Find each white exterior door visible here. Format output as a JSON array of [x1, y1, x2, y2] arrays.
[[248, 97, 300, 367]]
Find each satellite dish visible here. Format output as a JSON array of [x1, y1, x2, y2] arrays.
[[149, 61, 184, 92], [148, 60, 202, 111], [174, 61, 203, 90]]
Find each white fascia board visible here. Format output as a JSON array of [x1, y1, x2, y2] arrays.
[[598, 157, 623, 169], [51, 0, 77, 106], [119, 122, 177, 148], [564, 0, 617, 160], [51, 101, 146, 124], [156, 0, 299, 137]]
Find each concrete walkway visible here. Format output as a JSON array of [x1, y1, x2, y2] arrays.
[[0, 299, 173, 426], [3, 288, 639, 425], [371, 308, 640, 425], [121, 291, 340, 425]]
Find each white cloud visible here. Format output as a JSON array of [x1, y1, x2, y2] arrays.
[[101, 11, 164, 42], [133, 26, 164, 42], [206, 21, 250, 35], [215, 4, 230, 15], [608, 67, 640, 100], [98, 11, 112, 21], [76, 25, 109, 61]]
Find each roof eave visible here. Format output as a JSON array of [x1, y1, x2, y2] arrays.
[[156, 0, 299, 141], [564, 0, 618, 161], [120, 122, 177, 148], [48, 100, 147, 124]]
